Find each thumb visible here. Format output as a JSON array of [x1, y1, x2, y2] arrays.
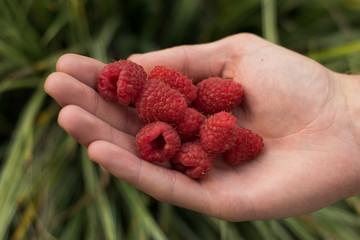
[[128, 41, 227, 82]]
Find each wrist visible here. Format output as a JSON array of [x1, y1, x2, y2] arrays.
[[339, 73, 360, 138], [337, 72, 360, 192]]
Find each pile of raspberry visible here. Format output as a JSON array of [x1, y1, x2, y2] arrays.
[[97, 60, 264, 179]]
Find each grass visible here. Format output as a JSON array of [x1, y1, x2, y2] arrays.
[[0, 0, 360, 239]]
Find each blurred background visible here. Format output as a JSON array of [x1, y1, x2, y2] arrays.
[[1, 0, 360, 239]]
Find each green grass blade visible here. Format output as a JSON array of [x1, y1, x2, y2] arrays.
[[316, 206, 360, 227], [1, 0, 43, 58], [58, 212, 84, 240], [0, 77, 40, 95], [115, 180, 167, 240], [252, 221, 278, 240], [0, 39, 30, 66], [261, 0, 278, 44], [89, 16, 121, 62], [163, 0, 201, 44], [206, 217, 245, 240], [282, 217, 318, 240], [41, 10, 70, 46], [311, 206, 360, 239], [308, 40, 360, 62], [269, 220, 295, 240], [0, 84, 46, 239], [81, 147, 118, 240]]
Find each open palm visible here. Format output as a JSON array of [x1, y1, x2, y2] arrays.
[[45, 33, 360, 221]]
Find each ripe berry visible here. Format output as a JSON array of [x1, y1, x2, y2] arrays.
[[175, 108, 206, 142], [223, 128, 264, 165], [148, 66, 197, 105], [200, 112, 238, 153], [194, 77, 243, 115], [136, 121, 181, 162], [97, 60, 147, 105], [171, 140, 216, 178], [135, 79, 188, 123]]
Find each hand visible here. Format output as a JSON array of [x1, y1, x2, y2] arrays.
[[45, 33, 360, 221]]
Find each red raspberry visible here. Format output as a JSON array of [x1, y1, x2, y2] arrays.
[[171, 140, 216, 178], [194, 77, 243, 115], [135, 79, 188, 123], [148, 66, 197, 105], [223, 128, 264, 165], [136, 121, 181, 162], [200, 112, 238, 153], [97, 60, 147, 105], [175, 108, 206, 142]]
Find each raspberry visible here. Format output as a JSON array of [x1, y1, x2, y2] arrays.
[[136, 121, 181, 162], [194, 77, 243, 115], [97, 60, 147, 105], [175, 108, 206, 142], [135, 78, 187, 123], [200, 112, 238, 153], [171, 140, 216, 178], [148, 66, 197, 105], [223, 128, 264, 165]]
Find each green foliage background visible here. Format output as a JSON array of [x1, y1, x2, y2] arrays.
[[0, 0, 360, 239]]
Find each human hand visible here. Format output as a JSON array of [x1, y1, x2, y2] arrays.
[[45, 33, 360, 221]]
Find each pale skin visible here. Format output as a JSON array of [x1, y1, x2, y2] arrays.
[[45, 33, 360, 221]]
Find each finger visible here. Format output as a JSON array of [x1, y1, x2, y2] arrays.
[[128, 41, 228, 82], [58, 105, 137, 154], [56, 53, 106, 88], [45, 72, 143, 136], [88, 140, 212, 215]]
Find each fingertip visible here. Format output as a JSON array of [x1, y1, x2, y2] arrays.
[[54, 53, 106, 88], [127, 43, 227, 81], [44, 72, 74, 106], [87, 140, 104, 164], [127, 53, 156, 74], [87, 140, 142, 182], [57, 105, 76, 130], [87, 140, 121, 166], [44, 72, 57, 95], [127, 53, 141, 61], [56, 53, 77, 72]]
